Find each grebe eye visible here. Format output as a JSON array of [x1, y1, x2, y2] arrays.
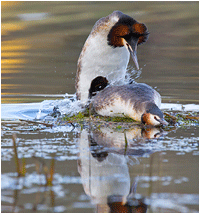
[[154, 116, 159, 122]]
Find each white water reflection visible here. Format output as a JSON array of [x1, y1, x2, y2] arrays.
[[1, 95, 199, 120], [77, 128, 149, 211], [151, 193, 199, 213], [17, 12, 49, 21], [1, 119, 198, 212], [77, 127, 198, 212]]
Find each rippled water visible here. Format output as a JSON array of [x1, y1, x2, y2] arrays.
[[1, 1, 199, 213], [1, 120, 199, 212]]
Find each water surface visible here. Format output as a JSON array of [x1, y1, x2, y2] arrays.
[[2, 1, 199, 104]]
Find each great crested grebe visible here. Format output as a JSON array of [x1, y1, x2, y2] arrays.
[[89, 76, 168, 126], [76, 11, 149, 103]]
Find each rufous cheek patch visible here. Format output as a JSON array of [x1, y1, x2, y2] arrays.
[[117, 24, 130, 37], [110, 25, 130, 47], [132, 23, 146, 34], [142, 113, 151, 125], [142, 128, 152, 139], [132, 23, 149, 45]]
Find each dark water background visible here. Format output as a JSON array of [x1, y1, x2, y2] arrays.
[[2, 1, 199, 104]]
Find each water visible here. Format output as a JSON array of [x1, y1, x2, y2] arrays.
[[2, 1, 199, 104], [1, 1, 199, 213], [1, 121, 199, 212]]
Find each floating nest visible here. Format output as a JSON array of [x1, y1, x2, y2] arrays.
[[61, 109, 199, 131]]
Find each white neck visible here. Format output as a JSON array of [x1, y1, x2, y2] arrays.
[[76, 33, 130, 103]]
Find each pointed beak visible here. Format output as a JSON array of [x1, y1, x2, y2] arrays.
[[123, 37, 139, 70], [158, 118, 169, 126]]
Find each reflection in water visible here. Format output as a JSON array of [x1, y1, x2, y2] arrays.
[[89, 126, 164, 156], [77, 126, 164, 212], [107, 195, 147, 213]]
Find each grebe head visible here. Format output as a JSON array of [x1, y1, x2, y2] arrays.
[[107, 11, 149, 70], [89, 76, 109, 98], [141, 103, 168, 126]]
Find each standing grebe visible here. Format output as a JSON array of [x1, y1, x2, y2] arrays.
[[89, 76, 168, 126], [76, 11, 149, 103]]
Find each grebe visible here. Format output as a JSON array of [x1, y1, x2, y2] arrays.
[[76, 11, 149, 103], [89, 76, 168, 126]]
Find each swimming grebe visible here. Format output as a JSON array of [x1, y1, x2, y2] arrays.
[[89, 76, 168, 126], [76, 11, 149, 103]]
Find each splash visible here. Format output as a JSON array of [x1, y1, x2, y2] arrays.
[[1, 94, 85, 120], [36, 95, 85, 120]]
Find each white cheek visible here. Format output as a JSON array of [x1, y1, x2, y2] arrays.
[[149, 115, 160, 126]]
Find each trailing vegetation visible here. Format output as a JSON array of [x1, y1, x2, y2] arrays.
[[61, 107, 199, 129], [12, 133, 55, 186]]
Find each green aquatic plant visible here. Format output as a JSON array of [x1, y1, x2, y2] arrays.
[[164, 111, 199, 126], [62, 111, 85, 122], [33, 155, 55, 186], [62, 108, 198, 129], [12, 133, 56, 186], [124, 132, 128, 155], [63, 112, 137, 123], [12, 134, 26, 177], [45, 158, 55, 186], [116, 125, 122, 130]]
